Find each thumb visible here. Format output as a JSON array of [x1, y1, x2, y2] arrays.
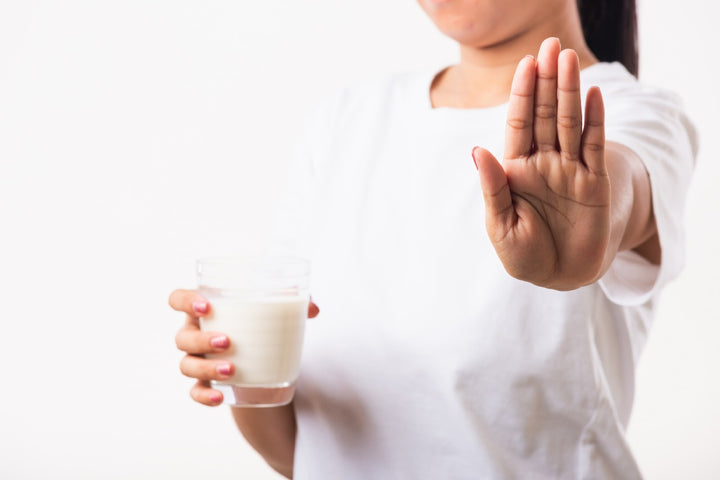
[[472, 147, 515, 238]]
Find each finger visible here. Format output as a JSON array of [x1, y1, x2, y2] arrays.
[[556, 49, 582, 161], [581, 86, 606, 174], [175, 325, 230, 354], [168, 289, 210, 316], [180, 355, 235, 382], [504, 55, 536, 160], [190, 380, 224, 406], [473, 147, 516, 240], [533, 37, 561, 151], [308, 300, 320, 318]]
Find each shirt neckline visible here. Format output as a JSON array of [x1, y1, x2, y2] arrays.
[[421, 61, 617, 114]]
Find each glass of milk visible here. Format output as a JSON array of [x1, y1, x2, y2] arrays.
[[196, 256, 309, 408]]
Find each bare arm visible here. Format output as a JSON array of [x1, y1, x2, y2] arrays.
[[231, 404, 297, 478], [604, 141, 660, 266], [170, 289, 319, 479]]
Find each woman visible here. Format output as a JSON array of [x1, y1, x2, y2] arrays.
[[170, 0, 697, 477]]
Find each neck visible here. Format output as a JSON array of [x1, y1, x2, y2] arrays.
[[431, 4, 596, 109]]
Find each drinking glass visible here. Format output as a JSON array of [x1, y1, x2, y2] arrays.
[[196, 256, 310, 407]]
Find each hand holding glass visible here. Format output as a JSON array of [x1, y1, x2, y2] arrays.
[[196, 257, 309, 407]]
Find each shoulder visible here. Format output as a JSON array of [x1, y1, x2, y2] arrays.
[[583, 62, 698, 159], [583, 62, 684, 109], [582, 62, 690, 124]]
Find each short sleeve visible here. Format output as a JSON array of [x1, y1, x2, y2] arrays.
[[595, 70, 698, 306]]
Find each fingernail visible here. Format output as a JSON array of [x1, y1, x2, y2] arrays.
[[472, 147, 479, 170], [216, 363, 232, 376], [525, 55, 535, 60], [209, 392, 223, 404], [192, 301, 208, 314], [210, 336, 229, 349]]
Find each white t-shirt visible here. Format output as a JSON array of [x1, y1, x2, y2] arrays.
[[271, 62, 697, 479]]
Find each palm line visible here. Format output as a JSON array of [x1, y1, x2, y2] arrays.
[[535, 170, 609, 210], [505, 156, 610, 209]]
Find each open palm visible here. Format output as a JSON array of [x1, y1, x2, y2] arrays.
[[473, 38, 611, 290]]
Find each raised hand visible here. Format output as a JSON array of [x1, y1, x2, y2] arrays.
[[473, 37, 611, 290]]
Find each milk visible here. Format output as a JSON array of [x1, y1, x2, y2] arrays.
[[200, 293, 308, 387]]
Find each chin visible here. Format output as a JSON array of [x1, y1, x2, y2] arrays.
[[437, 20, 508, 49], [418, 0, 511, 47]]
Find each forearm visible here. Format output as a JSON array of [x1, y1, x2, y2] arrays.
[[601, 141, 659, 274], [231, 402, 297, 478]]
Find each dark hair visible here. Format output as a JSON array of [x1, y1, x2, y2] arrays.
[[577, 0, 638, 77]]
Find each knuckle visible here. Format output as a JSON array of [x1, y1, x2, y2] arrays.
[[169, 289, 196, 312], [182, 356, 220, 381], [181, 290, 198, 312], [536, 73, 557, 81], [584, 142, 604, 153], [534, 104, 556, 120], [202, 363, 215, 380], [506, 117, 532, 130], [560, 150, 580, 162], [511, 90, 533, 99], [179, 356, 191, 377], [201, 331, 213, 350], [557, 114, 580, 130], [174, 330, 184, 351], [558, 86, 580, 94], [175, 324, 199, 352], [190, 384, 205, 404], [168, 290, 181, 309]]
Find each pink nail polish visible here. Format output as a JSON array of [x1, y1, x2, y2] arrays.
[[192, 300, 208, 314], [210, 336, 229, 349], [217, 363, 232, 376], [209, 393, 223, 404]]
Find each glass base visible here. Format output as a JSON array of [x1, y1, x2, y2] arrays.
[[212, 381, 296, 408]]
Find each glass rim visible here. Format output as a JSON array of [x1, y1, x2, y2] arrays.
[[196, 256, 310, 283], [197, 255, 309, 268]]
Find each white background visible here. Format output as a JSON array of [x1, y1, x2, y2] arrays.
[[1, 1, 717, 478]]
